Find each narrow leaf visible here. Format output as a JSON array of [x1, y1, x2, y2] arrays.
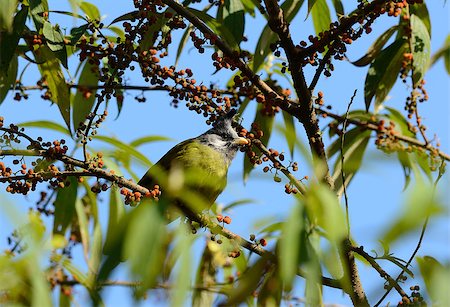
[[0, 56, 18, 104], [53, 177, 78, 235], [72, 60, 99, 132], [310, 0, 331, 39], [352, 26, 398, 67], [34, 45, 71, 131], [80, 1, 100, 21], [410, 14, 431, 86], [364, 39, 407, 111]]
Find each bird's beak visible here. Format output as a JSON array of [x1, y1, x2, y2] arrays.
[[234, 137, 249, 146]]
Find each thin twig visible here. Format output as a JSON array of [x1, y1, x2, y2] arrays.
[[352, 245, 407, 299], [340, 90, 357, 237]]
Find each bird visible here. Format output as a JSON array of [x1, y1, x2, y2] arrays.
[[138, 109, 248, 222]]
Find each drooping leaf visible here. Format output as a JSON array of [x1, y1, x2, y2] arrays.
[[187, 8, 239, 51], [43, 21, 65, 52], [331, 129, 371, 197], [0, 5, 27, 72], [170, 225, 193, 306], [129, 135, 172, 147], [70, 24, 89, 45], [103, 186, 125, 255], [409, 3, 431, 36], [0, 56, 18, 104], [416, 256, 450, 306], [279, 203, 304, 290], [220, 0, 245, 45], [75, 198, 90, 260], [282, 111, 296, 157], [93, 135, 153, 166], [310, 0, 331, 40], [429, 35, 450, 74], [0, 0, 18, 32], [364, 39, 407, 112], [192, 243, 216, 307], [79, 1, 100, 21], [18, 120, 71, 135], [330, 0, 344, 16], [34, 45, 71, 131], [109, 10, 140, 25], [253, 0, 305, 72], [243, 104, 275, 182], [29, 0, 48, 30], [222, 254, 272, 305], [257, 265, 282, 306], [305, 183, 347, 242], [72, 60, 99, 132], [352, 26, 399, 67], [410, 14, 431, 86], [381, 180, 443, 245], [53, 177, 78, 235], [307, 0, 318, 16]]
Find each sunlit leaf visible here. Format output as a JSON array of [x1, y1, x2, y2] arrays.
[[17, 120, 71, 136], [282, 111, 296, 157], [410, 14, 431, 86], [417, 256, 450, 306], [43, 21, 65, 52], [53, 177, 78, 235], [330, 0, 344, 16], [364, 39, 407, 112], [410, 3, 431, 36], [192, 243, 216, 307], [0, 56, 18, 104], [72, 60, 99, 132], [29, 0, 48, 30], [351, 26, 399, 67], [381, 181, 443, 245], [0, 0, 18, 32], [129, 135, 172, 147], [279, 202, 304, 290], [253, 0, 305, 72], [311, 0, 331, 42], [170, 225, 193, 306], [94, 135, 153, 166], [34, 45, 71, 131], [80, 1, 100, 21], [429, 35, 450, 74], [0, 5, 27, 72]]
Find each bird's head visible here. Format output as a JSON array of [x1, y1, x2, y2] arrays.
[[197, 109, 248, 163]]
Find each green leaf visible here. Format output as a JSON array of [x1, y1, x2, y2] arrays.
[[364, 39, 407, 112], [429, 35, 450, 74], [279, 203, 304, 290], [129, 135, 172, 147], [192, 243, 216, 307], [176, 25, 193, 66], [220, 0, 245, 45], [223, 198, 256, 211], [329, 128, 371, 197], [304, 183, 347, 242], [310, 0, 331, 40], [29, 0, 48, 30], [124, 203, 167, 295], [94, 135, 153, 166], [108, 10, 139, 25], [224, 254, 272, 305], [53, 177, 78, 235], [0, 0, 18, 32], [330, 0, 344, 16], [0, 5, 27, 72], [282, 111, 295, 157], [103, 186, 125, 255], [410, 14, 431, 86], [257, 265, 282, 306], [352, 26, 399, 67], [170, 225, 193, 306], [381, 181, 443, 245], [18, 120, 71, 135], [34, 45, 71, 131], [80, 1, 100, 21], [70, 24, 89, 45], [72, 60, 99, 132], [187, 8, 239, 51], [243, 104, 275, 182], [0, 56, 18, 104], [307, 0, 318, 15], [409, 3, 431, 36], [43, 21, 65, 52], [75, 199, 90, 260], [52, 254, 89, 285], [385, 107, 415, 137], [417, 256, 450, 306], [253, 0, 305, 72]]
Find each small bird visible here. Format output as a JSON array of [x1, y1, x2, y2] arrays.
[[138, 109, 248, 222]]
